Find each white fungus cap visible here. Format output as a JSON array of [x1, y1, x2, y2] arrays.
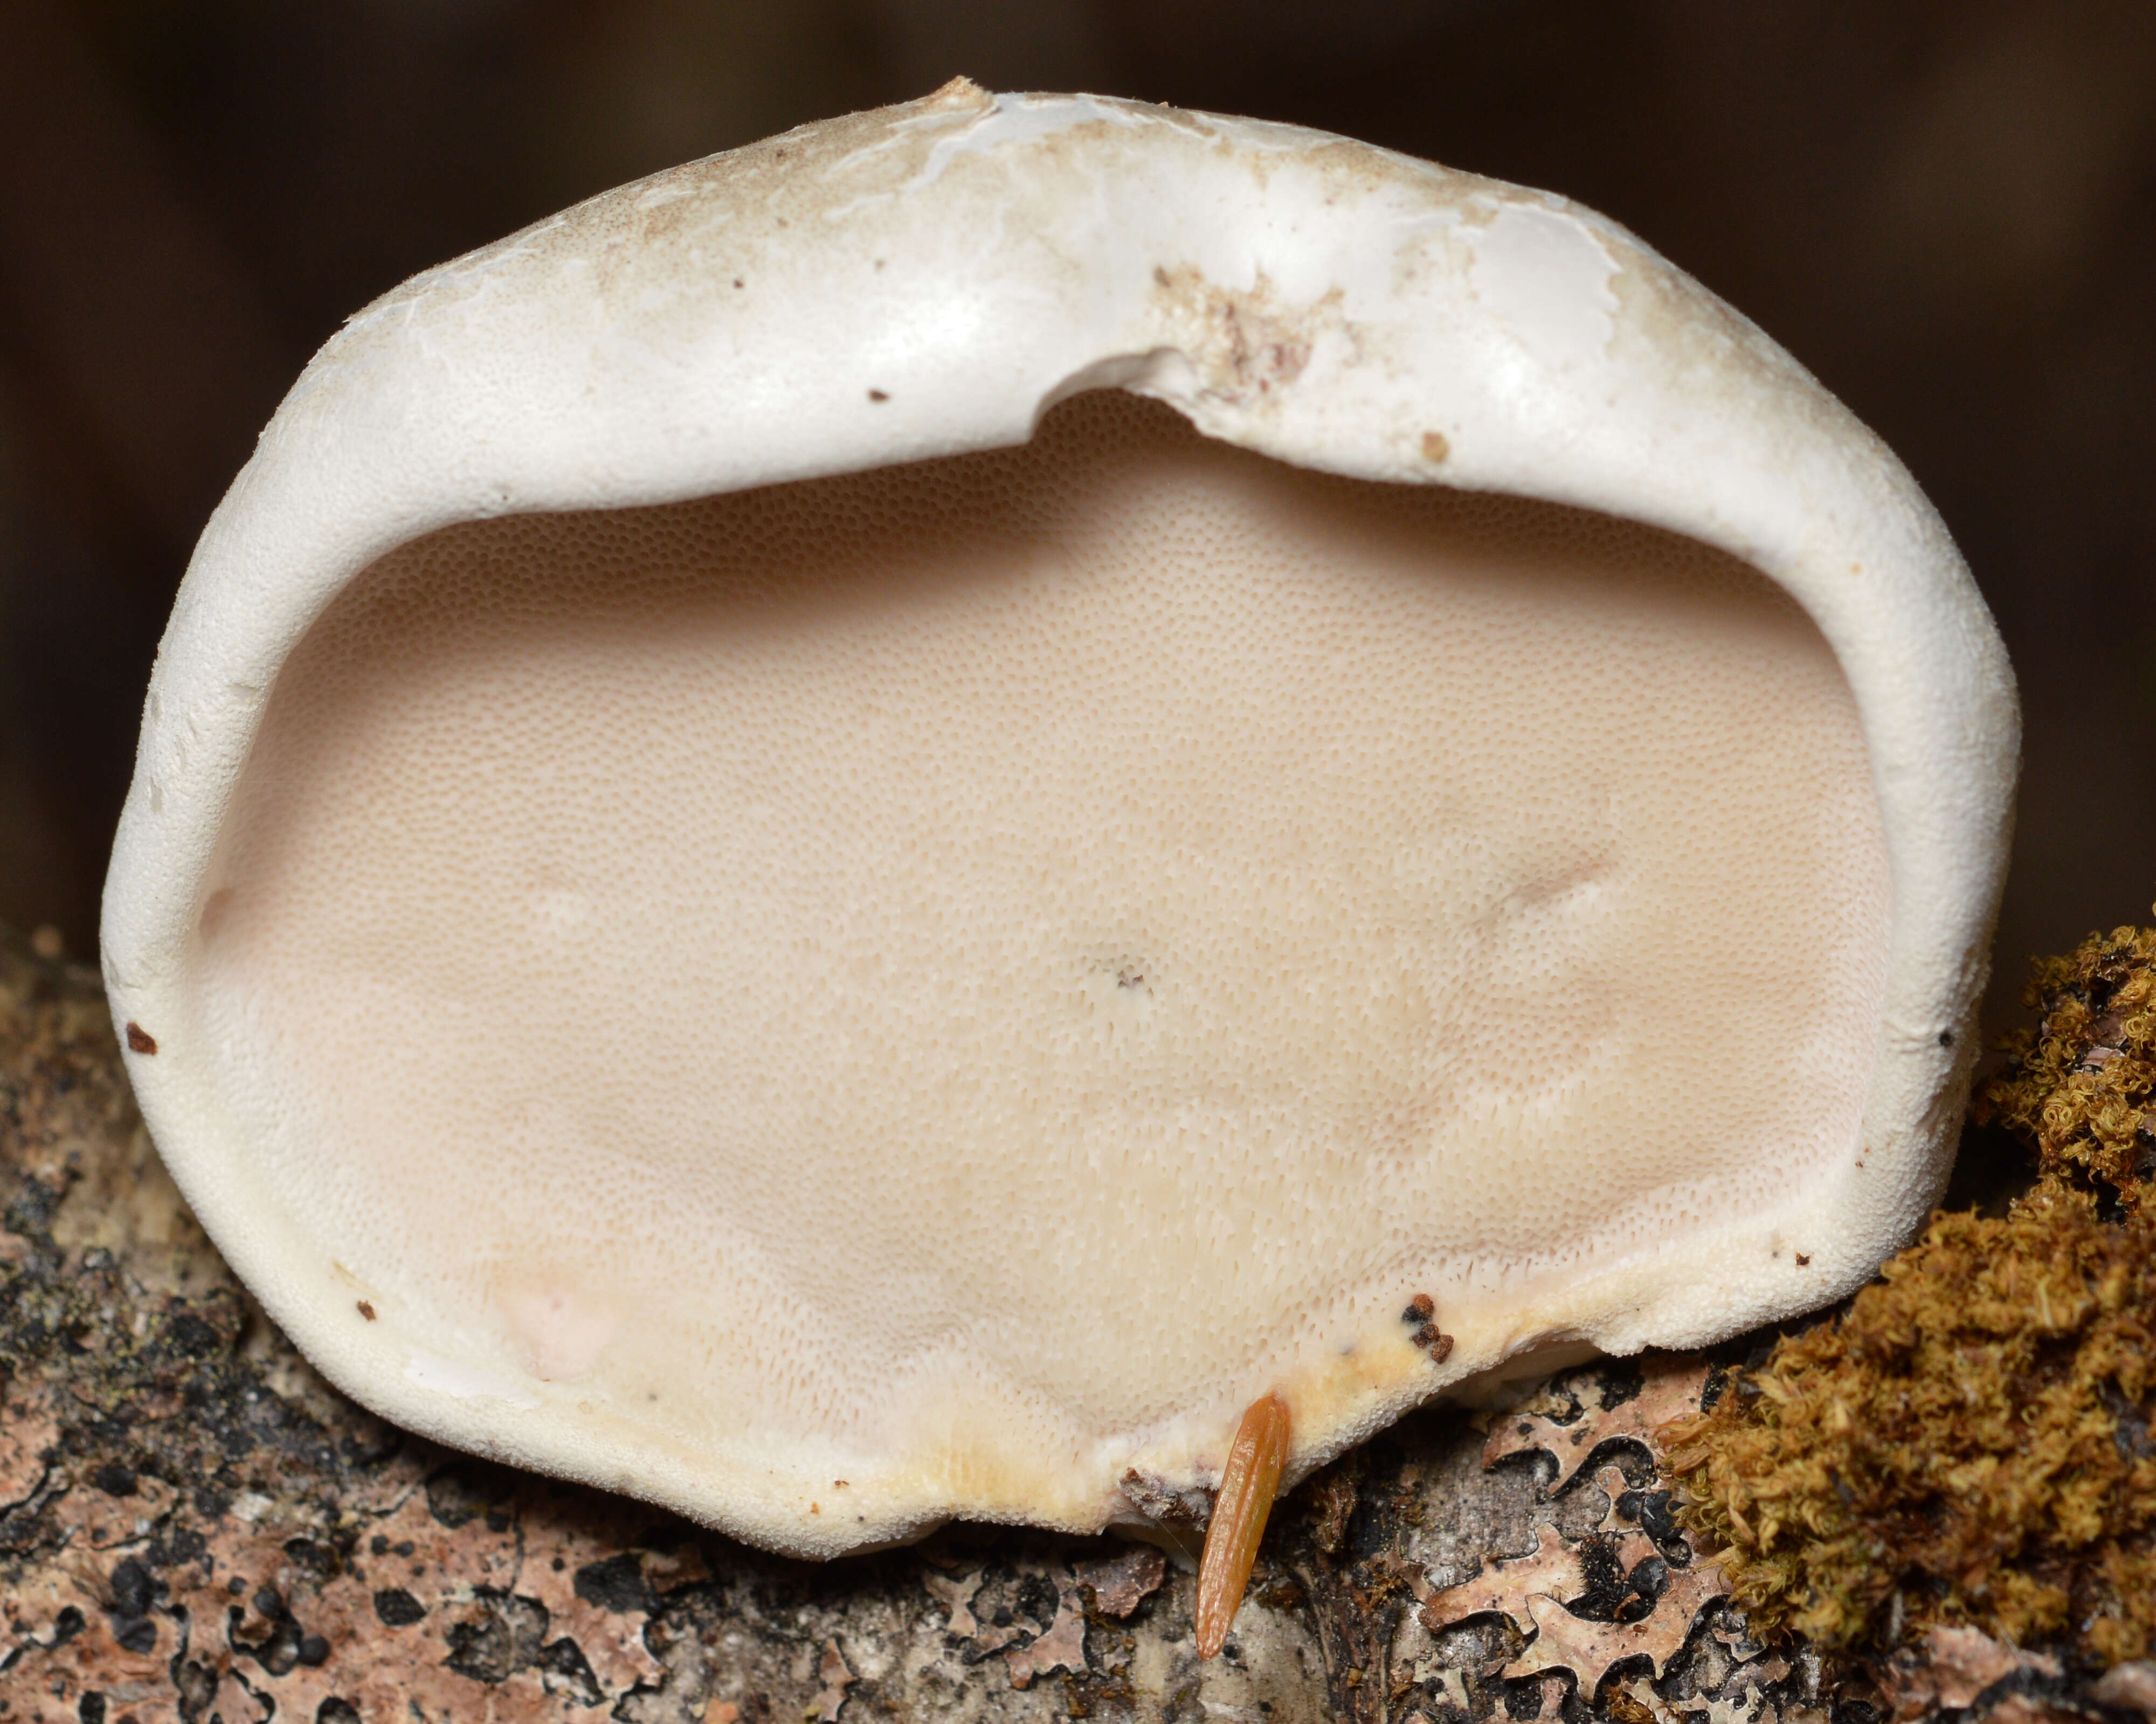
[[102, 82, 2016, 1557]]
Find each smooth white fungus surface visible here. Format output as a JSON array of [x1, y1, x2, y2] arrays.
[[189, 389, 1889, 1532]]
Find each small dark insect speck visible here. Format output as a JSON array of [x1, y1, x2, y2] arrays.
[[868, 389, 890, 402], [357, 1300, 376, 1321], [1795, 1254, 1812, 1266], [1938, 1029, 1955, 1047], [733, 278, 744, 289], [125, 1022, 157, 1055]]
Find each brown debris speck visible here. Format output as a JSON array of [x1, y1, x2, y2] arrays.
[[1120, 1465, 1211, 1531], [1074, 1544, 1166, 1619], [921, 74, 990, 111], [1145, 263, 1344, 406]]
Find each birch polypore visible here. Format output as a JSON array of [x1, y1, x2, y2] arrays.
[[101, 81, 2017, 1559]]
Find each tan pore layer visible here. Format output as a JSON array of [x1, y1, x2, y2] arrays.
[[190, 391, 1889, 1532]]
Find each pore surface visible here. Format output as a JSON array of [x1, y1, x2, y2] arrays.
[[191, 391, 1888, 1527]]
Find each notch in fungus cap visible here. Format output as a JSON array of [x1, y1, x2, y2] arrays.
[[101, 81, 2016, 1567]]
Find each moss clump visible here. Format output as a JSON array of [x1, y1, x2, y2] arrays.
[[1663, 1192, 2156, 1659], [1662, 918, 2156, 1666], [1975, 918, 2156, 1220]]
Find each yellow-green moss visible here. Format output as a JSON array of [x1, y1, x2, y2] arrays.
[[1662, 918, 2156, 1665], [1975, 917, 2156, 1219]]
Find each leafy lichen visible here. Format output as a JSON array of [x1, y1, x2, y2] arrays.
[[1660, 917, 2156, 1665]]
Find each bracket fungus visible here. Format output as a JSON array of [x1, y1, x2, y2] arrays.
[[102, 78, 2016, 1633]]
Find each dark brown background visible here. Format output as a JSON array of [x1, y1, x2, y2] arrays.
[[2, 0, 2151, 1040]]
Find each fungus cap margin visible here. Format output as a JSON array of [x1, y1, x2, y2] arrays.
[[100, 84, 2017, 1555]]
